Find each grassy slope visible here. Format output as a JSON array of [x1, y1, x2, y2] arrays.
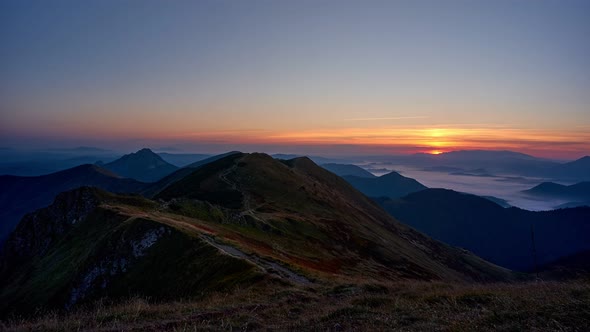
[[1, 153, 516, 317], [2, 280, 588, 331], [0, 188, 260, 316], [156, 153, 513, 282]]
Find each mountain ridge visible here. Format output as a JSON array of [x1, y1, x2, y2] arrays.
[[376, 188, 590, 271], [1, 153, 514, 315], [0, 164, 146, 244], [342, 171, 427, 199], [321, 163, 376, 178]]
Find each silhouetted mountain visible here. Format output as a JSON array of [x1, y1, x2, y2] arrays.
[[157, 153, 211, 167], [554, 201, 590, 209], [103, 148, 178, 182], [375, 189, 590, 271], [0, 154, 514, 314], [523, 182, 590, 201], [0, 165, 146, 244], [342, 171, 427, 198], [321, 163, 375, 178], [549, 157, 590, 180]]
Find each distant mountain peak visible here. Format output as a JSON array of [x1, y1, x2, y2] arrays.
[[103, 148, 178, 182], [380, 170, 404, 179], [342, 170, 427, 199], [524, 181, 590, 201], [441, 149, 537, 160], [136, 147, 156, 154], [321, 163, 375, 178], [122, 148, 161, 160]]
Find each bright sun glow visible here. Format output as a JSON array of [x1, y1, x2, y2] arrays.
[[429, 150, 444, 155]]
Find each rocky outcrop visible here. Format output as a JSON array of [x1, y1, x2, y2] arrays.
[[0, 187, 100, 269], [67, 225, 172, 308]]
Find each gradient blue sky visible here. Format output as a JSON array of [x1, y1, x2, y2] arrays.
[[1, 0, 589, 158]]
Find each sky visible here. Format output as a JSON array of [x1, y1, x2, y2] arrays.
[[1, 0, 589, 159]]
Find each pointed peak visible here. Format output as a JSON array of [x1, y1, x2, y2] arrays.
[[135, 148, 157, 155], [380, 170, 403, 178], [117, 148, 165, 162]]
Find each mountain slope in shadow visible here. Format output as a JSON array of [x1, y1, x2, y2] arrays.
[[0, 165, 146, 244], [376, 189, 590, 271], [342, 171, 427, 198]]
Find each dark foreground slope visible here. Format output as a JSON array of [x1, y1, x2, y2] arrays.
[[0, 165, 146, 243], [376, 189, 590, 271], [3, 281, 588, 331], [1, 153, 514, 315]]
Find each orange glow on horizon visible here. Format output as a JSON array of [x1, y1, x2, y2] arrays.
[[141, 124, 590, 159], [10, 122, 587, 159]]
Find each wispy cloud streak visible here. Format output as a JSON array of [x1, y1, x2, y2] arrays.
[[343, 116, 429, 121]]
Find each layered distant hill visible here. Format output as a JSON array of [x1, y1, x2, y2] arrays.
[[549, 156, 590, 180], [524, 182, 590, 200], [0, 153, 513, 315], [375, 189, 590, 271], [390, 150, 559, 176], [523, 181, 590, 209], [412, 151, 590, 181], [342, 171, 427, 198], [0, 147, 120, 176], [321, 163, 376, 178], [157, 152, 211, 167], [0, 165, 146, 244], [103, 148, 178, 182]]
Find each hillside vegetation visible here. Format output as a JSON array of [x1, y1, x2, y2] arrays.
[[1, 153, 515, 316], [2, 281, 588, 331]]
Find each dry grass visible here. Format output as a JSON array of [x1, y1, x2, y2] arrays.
[[2, 280, 588, 331]]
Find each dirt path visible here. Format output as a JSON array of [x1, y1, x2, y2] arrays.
[[200, 234, 312, 285]]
